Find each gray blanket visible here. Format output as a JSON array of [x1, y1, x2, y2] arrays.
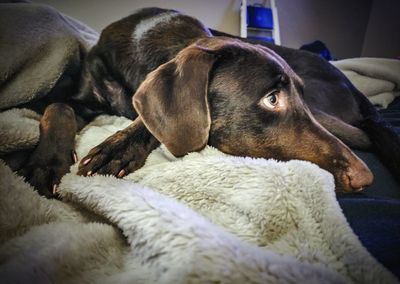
[[0, 2, 98, 110]]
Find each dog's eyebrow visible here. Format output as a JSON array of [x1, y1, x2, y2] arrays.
[[267, 74, 288, 90]]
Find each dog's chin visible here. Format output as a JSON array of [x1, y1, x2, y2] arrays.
[[335, 184, 364, 194]]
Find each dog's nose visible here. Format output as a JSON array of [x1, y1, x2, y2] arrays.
[[344, 154, 374, 192]]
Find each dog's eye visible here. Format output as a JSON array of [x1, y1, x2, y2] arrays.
[[262, 89, 279, 110], [267, 93, 277, 105]]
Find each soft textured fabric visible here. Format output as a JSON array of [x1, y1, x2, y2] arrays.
[[0, 3, 98, 154], [332, 58, 400, 108], [0, 108, 40, 154], [0, 2, 98, 110], [339, 197, 400, 279], [1, 115, 397, 284]]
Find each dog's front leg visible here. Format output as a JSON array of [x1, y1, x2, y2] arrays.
[[18, 103, 78, 198], [77, 117, 160, 178]]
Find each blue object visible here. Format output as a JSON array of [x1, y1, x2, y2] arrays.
[[300, 40, 335, 61], [247, 6, 273, 29], [247, 35, 274, 44]]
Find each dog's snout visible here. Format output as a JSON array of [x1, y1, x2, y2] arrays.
[[344, 154, 374, 192], [296, 115, 374, 193]]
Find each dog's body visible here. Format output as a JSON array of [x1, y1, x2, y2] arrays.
[[15, 7, 400, 196]]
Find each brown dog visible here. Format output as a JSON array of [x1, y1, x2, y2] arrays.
[[16, 7, 400, 196], [75, 7, 381, 193]]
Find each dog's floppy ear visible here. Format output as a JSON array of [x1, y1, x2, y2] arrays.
[[133, 44, 217, 157]]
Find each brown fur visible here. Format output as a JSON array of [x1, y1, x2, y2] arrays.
[[78, 35, 373, 192], [16, 7, 400, 197]]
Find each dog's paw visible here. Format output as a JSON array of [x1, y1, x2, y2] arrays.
[[77, 130, 150, 178], [19, 149, 77, 198]]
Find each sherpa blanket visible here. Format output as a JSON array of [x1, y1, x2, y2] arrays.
[[0, 114, 398, 284], [332, 58, 400, 109]]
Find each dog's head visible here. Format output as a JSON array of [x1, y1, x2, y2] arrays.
[[133, 37, 373, 192]]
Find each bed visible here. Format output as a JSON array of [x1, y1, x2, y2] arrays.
[[0, 3, 399, 283]]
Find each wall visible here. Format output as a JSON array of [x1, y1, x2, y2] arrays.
[[274, 0, 400, 59], [33, 0, 398, 59], [361, 0, 400, 58], [33, 0, 241, 35], [275, 0, 372, 59]]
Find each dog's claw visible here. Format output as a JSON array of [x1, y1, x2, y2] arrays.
[[72, 151, 78, 163], [52, 184, 59, 195], [82, 158, 91, 165], [118, 169, 126, 178]]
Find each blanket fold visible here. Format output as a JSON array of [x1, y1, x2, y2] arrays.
[[332, 58, 400, 108], [0, 108, 41, 154], [1, 115, 398, 283]]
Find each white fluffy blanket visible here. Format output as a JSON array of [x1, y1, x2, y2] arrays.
[[0, 114, 397, 284], [332, 58, 400, 108]]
